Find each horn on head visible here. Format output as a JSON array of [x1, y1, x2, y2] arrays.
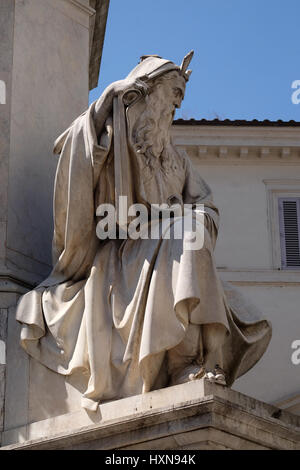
[[180, 50, 194, 80]]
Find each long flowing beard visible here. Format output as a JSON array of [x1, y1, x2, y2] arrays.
[[133, 93, 174, 172]]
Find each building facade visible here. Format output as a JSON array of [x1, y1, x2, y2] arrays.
[[172, 119, 300, 415]]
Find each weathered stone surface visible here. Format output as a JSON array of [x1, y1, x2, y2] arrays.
[[0, 0, 14, 271], [0, 365, 5, 435], [1, 380, 299, 450], [4, 306, 29, 431]]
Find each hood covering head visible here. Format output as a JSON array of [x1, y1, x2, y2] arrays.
[[126, 50, 194, 83]]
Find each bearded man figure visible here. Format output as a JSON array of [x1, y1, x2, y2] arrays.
[[16, 52, 272, 411]]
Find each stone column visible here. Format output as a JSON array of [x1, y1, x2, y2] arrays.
[[0, 0, 16, 444], [0, 0, 100, 444]]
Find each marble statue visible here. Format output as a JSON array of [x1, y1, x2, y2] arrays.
[[16, 52, 272, 411]]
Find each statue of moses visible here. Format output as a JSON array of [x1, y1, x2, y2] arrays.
[[16, 52, 272, 410]]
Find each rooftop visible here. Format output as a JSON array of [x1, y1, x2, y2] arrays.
[[174, 118, 300, 127]]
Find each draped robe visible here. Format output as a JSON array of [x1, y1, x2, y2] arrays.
[[16, 92, 272, 411]]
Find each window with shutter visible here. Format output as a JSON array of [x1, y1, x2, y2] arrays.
[[278, 198, 300, 269]]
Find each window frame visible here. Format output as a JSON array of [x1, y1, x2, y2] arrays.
[[264, 179, 300, 270], [278, 197, 300, 269]]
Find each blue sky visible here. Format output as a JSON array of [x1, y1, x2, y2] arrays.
[[89, 0, 300, 121]]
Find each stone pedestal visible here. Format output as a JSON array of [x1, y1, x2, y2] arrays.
[[1, 380, 299, 450]]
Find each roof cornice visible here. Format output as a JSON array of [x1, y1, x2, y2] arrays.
[[171, 121, 300, 163]]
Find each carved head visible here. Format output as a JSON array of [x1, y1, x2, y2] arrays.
[[131, 71, 186, 167], [149, 70, 186, 115], [127, 52, 194, 169]]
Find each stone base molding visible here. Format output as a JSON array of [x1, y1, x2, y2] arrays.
[[1, 380, 299, 450]]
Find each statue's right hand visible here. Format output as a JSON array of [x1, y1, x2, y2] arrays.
[[93, 77, 150, 127], [114, 77, 150, 98]]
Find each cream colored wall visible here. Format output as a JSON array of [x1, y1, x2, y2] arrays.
[[191, 157, 300, 412], [195, 163, 300, 270], [232, 285, 300, 403]]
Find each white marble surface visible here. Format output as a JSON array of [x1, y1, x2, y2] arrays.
[[28, 358, 87, 423], [0, 0, 15, 74], [233, 285, 300, 404], [2, 379, 299, 449]]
